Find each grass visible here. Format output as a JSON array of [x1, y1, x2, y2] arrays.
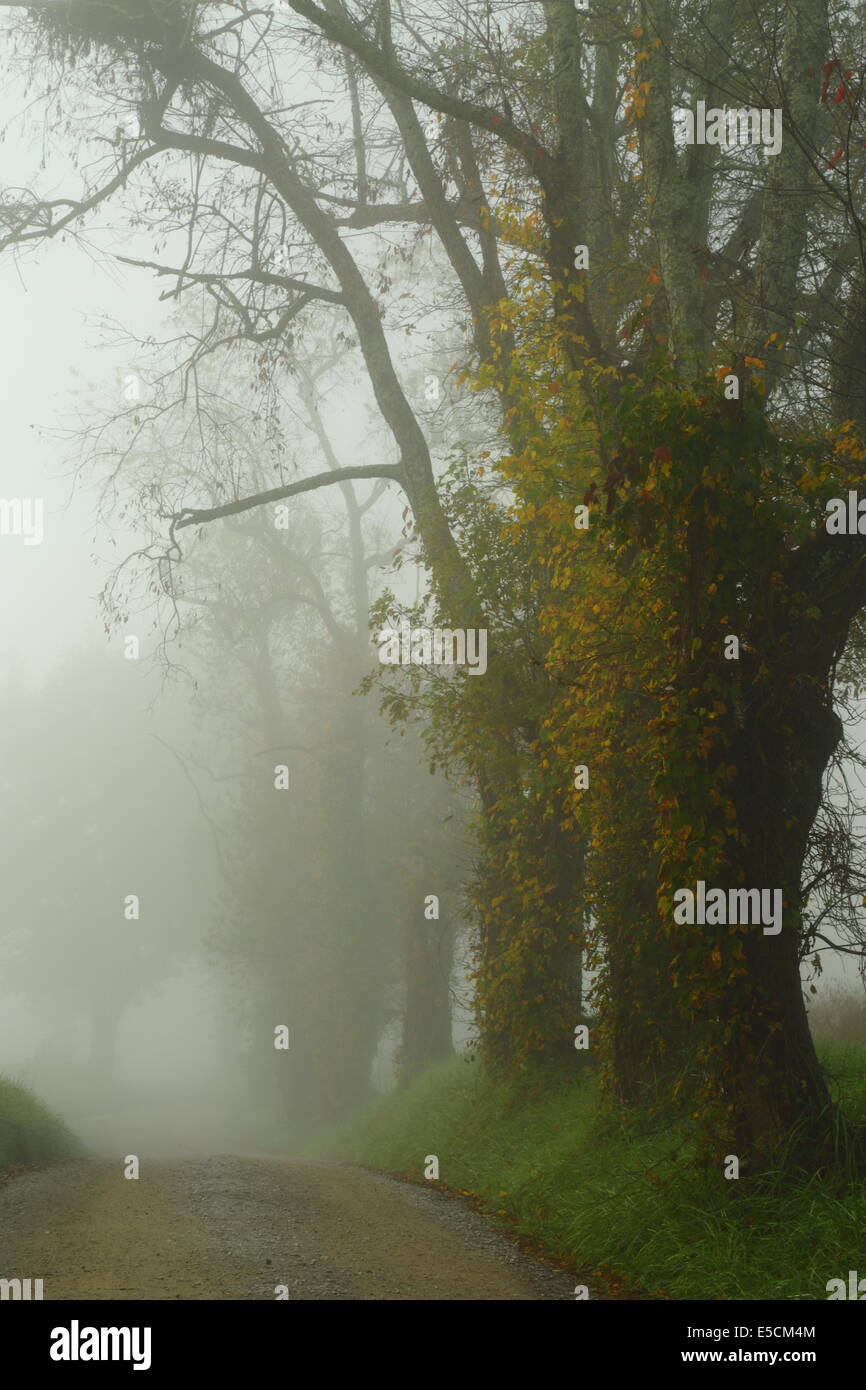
[[309, 1043, 866, 1301], [0, 1073, 81, 1171]]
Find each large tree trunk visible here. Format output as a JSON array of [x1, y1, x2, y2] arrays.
[[399, 915, 453, 1086], [596, 781, 689, 1110], [716, 676, 840, 1164], [475, 778, 585, 1071]]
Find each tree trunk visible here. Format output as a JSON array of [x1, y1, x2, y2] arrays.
[[399, 915, 453, 1086], [716, 681, 839, 1165], [475, 779, 585, 1071]]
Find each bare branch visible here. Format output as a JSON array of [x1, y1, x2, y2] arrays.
[[172, 463, 404, 533], [114, 254, 346, 305]]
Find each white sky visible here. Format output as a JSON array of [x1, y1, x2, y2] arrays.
[[0, 234, 165, 677]]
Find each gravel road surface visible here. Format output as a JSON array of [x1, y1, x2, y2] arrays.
[[0, 1156, 576, 1300]]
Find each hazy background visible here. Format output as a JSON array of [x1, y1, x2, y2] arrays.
[[0, 3, 860, 1170]]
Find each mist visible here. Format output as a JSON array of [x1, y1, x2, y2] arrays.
[[1, 0, 866, 1331]]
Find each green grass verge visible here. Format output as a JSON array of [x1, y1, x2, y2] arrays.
[[0, 1074, 81, 1170], [309, 1044, 866, 1301]]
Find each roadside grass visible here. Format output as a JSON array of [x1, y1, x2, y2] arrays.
[[819, 1041, 866, 1116], [0, 1074, 82, 1170], [310, 1043, 866, 1301]]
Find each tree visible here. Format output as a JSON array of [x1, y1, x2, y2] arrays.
[[286, 0, 866, 1161], [0, 646, 211, 1093], [5, 0, 866, 1164], [1, 0, 583, 1071]]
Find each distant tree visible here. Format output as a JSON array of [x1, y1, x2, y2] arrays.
[[0, 646, 211, 1090]]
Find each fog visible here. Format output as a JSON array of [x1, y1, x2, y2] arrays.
[[1, 8, 865, 1324], [0, 0, 860, 1167], [0, 296, 477, 1153], [0, 16, 480, 1159]]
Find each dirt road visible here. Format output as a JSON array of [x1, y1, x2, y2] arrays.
[[0, 1156, 575, 1300]]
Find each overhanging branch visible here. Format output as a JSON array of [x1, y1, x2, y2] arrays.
[[115, 254, 346, 305], [172, 463, 404, 532]]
